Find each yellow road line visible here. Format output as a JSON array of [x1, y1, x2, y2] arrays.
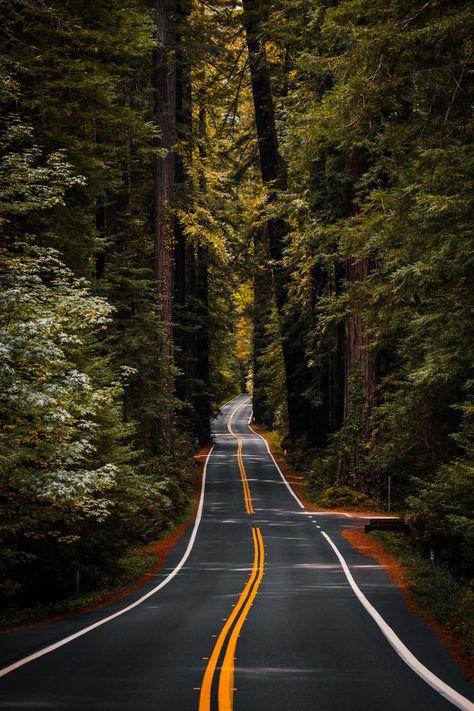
[[227, 398, 254, 514], [199, 527, 263, 711], [237, 438, 254, 514], [218, 527, 265, 711]]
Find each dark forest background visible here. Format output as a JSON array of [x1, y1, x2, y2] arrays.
[[1, 0, 472, 614]]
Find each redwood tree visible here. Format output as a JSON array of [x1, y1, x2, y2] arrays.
[[153, 0, 176, 448]]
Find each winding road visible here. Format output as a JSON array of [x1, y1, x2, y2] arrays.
[[0, 394, 473, 710]]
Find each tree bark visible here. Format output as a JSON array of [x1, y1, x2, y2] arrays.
[[252, 224, 273, 425], [194, 104, 211, 443], [343, 148, 377, 418], [174, 0, 193, 408], [195, 242, 211, 443], [153, 0, 176, 449], [242, 0, 310, 441], [341, 148, 377, 487]]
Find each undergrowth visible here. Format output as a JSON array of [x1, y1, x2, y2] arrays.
[[371, 532, 474, 661], [0, 549, 156, 628], [0, 498, 197, 629], [312, 485, 383, 511]]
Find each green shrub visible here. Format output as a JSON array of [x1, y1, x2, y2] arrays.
[[304, 453, 340, 498], [315, 486, 381, 510]]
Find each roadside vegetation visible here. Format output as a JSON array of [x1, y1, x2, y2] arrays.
[[0, 0, 246, 616], [0, 548, 156, 629], [369, 532, 474, 666]]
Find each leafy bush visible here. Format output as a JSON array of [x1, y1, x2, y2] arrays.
[[314, 486, 381, 511], [408, 460, 474, 581], [304, 451, 340, 497], [0, 243, 132, 604]]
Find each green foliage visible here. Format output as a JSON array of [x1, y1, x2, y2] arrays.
[[238, 0, 474, 593], [0, 3, 198, 609], [408, 456, 474, 580], [256, 301, 288, 432], [0, 237, 196, 605], [1, 0, 156, 271], [309, 485, 381, 511], [304, 450, 341, 497], [263, 0, 473, 546], [0, 241, 130, 601], [336, 364, 368, 488]]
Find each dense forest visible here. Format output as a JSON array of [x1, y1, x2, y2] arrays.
[[1, 0, 472, 612]]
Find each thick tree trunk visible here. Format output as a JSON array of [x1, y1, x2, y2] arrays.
[[341, 148, 377, 487], [242, 0, 310, 441], [195, 241, 211, 443], [153, 0, 176, 449], [306, 261, 331, 448], [344, 260, 377, 417], [193, 103, 211, 443], [343, 148, 377, 418], [252, 224, 273, 425], [174, 0, 193, 408], [173, 0, 211, 443]]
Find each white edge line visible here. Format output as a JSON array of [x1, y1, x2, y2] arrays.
[[320, 531, 474, 711], [218, 393, 246, 413], [227, 397, 252, 436], [247, 404, 473, 711], [0, 444, 216, 679], [247, 409, 305, 509]]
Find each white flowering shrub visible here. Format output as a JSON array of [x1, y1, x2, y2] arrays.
[[0, 120, 132, 601], [0, 245, 131, 595]]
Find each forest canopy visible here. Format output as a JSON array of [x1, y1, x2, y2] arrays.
[[0, 0, 472, 609]]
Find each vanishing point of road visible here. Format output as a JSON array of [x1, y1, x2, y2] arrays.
[[0, 394, 473, 710]]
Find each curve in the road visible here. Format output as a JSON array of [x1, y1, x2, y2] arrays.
[[0, 394, 473, 711], [227, 396, 254, 514], [248, 411, 473, 711]]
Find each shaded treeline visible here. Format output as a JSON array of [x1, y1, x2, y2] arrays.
[[245, 0, 473, 581], [0, 0, 245, 608]]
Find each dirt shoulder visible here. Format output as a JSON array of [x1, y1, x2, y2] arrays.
[[342, 528, 473, 683], [251, 423, 473, 682]]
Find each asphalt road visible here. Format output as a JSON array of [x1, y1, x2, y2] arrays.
[[0, 394, 473, 710]]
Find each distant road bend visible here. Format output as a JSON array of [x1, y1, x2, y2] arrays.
[[0, 394, 473, 710]]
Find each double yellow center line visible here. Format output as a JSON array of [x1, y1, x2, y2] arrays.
[[198, 398, 261, 710], [227, 399, 254, 515], [199, 527, 265, 711]]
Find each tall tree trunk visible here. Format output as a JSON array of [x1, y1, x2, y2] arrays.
[[153, 0, 176, 449], [194, 103, 211, 443], [174, 0, 193, 409], [252, 224, 273, 425], [242, 0, 310, 441], [195, 242, 211, 443], [340, 148, 377, 488], [306, 261, 331, 448]]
